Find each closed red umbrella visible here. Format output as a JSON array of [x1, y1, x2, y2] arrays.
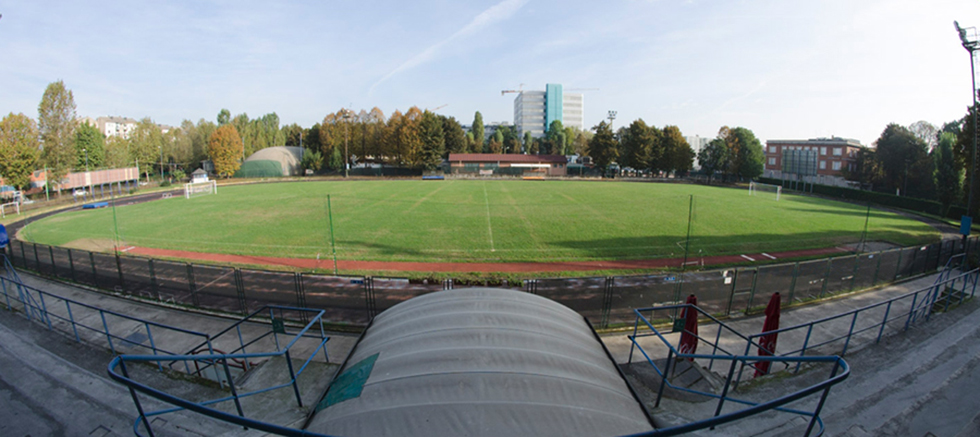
[[754, 292, 782, 377], [678, 294, 698, 358]]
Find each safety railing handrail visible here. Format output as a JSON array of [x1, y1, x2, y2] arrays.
[[627, 306, 849, 436], [748, 267, 978, 340], [109, 309, 331, 437], [0, 274, 212, 338]]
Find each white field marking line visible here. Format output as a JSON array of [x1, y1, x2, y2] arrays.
[[118, 246, 136, 253], [761, 253, 777, 260], [483, 182, 495, 252], [740, 254, 756, 262], [198, 269, 235, 292]]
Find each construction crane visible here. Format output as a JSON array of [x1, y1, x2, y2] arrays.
[[427, 103, 449, 111], [501, 83, 524, 96]]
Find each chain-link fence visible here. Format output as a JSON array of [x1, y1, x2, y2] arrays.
[[5, 236, 976, 329]]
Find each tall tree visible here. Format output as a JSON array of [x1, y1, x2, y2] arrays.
[[104, 135, 131, 169], [841, 146, 883, 188], [875, 123, 933, 197], [719, 126, 764, 181], [0, 113, 41, 190], [618, 119, 655, 171], [935, 132, 961, 217], [74, 122, 105, 170], [545, 120, 566, 155], [697, 138, 728, 184], [217, 108, 231, 126], [129, 118, 166, 181], [207, 124, 243, 178], [523, 132, 534, 155], [488, 130, 504, 154], [417, 111, 445, 170], [38, 80, 77, 187], [661, 125, 695, 176], [442, 116, 467, 155], [908, 120, 939, 151], [282, 123, 304, 148], [472, 111, 485, 152], [587, 121, 618, 176]]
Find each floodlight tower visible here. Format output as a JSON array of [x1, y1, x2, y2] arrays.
[[956, 20, 979, 248], [607, 110, 617, 129]]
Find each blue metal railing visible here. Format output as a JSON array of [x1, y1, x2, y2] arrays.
[[108, 306, 330, 437], [735, 266, 979, 388], [627, 304, 849, 436], [0, 256, 212, 370]]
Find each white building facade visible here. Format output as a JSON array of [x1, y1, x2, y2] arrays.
[[513, 84, 584, 138]]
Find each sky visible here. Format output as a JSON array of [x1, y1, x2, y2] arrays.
[[2, 0, 980, 147]]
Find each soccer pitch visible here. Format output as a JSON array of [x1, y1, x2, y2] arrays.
[[20, 180, 938, 264]]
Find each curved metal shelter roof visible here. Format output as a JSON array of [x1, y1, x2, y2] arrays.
[[306, 288, 653, 437], [242, 146, 303, 176]]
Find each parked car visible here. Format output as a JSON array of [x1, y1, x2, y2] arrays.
[[72, 188, 87, 196]]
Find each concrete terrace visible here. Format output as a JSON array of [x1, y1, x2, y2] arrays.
[[0, 266, 978, 436]]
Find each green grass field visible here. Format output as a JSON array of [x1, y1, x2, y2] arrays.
[[18, 180, 938, 264]]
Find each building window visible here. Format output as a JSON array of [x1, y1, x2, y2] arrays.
[[768, 157, 777, 165], [832, 161, 842, 171], [820, 147, 827, 155], [833, 148, 842, 156], [769, 146, 777, 153], [819, 161, 826, 170]]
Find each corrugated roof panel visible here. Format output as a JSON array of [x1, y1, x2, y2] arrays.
[[306, 288, 653, 437]]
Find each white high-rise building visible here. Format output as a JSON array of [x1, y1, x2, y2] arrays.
[[513, 84, 584, 139]]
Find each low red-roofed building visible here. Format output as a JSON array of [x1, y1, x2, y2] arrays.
[[447, 154, 568, 176]]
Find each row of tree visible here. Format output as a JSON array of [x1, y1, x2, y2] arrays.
[[842, 120, 965, 217]]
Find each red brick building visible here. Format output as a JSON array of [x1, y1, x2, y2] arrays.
[[447, 154, 568, 176], [764, 138, 863, 180]]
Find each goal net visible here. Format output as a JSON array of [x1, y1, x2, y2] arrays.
[[184, 180, 217, 199], [748, 181, 781, 200]]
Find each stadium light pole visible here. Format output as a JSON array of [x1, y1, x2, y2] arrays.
[[340, 109, 353, 178], [956, 20, 979, 251]]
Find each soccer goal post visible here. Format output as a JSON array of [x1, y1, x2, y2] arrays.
[[184, 180, 217, 199], [749, 181, 781, 200]]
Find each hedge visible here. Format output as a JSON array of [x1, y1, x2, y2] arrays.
[[757, 177, 965, 221]]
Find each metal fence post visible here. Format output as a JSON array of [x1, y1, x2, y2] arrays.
[[65, 300, 81, 342], [909, 247, 919, 277], [148, 259, 160, 300], [116, 252, 125, 290], [849, 254, 860, 292], [871, 250, 883, 286], [234, 268, 247, 315], [294, 272, 308, 324], [48, 245, 56, 276], [33, 243, 40, 270], [745, 268, 759, 314], [600, 277, 614, 329], [89, 252, 100, 289], [18, 240, 27, 268], [819, 258, 832, 298], [68, 248, 76, 283], [186, 264, 199, 307], [787, 263, 800, 304], [894, 249, 904, 281], [725, 269, 739, 316]]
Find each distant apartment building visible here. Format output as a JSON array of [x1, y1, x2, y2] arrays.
[[685, 135, 710, 169], [764, 137, 863, 184], [512, 84, 585, 139], [81, 116, 173, 139]]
